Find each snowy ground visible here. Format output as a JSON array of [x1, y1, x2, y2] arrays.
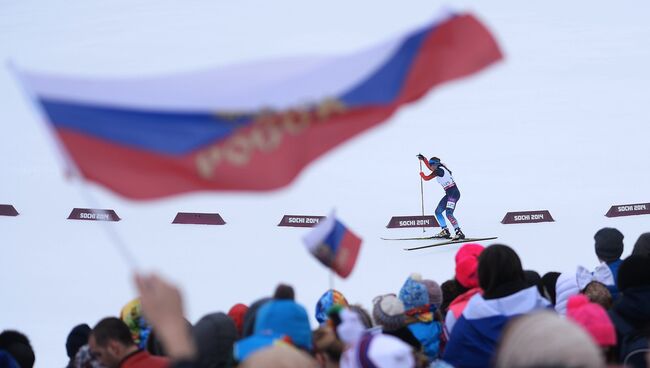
[[1, 1, 649, 366]]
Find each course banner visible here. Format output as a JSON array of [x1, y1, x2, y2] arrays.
[[172, 212, 226, 225], [386, 216, 439, 228], [0, 204, 19, 216], [501, 210, 554, 224], [68, 208, 121, 221], [605, 203, 650, 217], [278, 215, 325, 227]]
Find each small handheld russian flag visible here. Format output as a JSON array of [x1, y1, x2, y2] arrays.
[[303, 212, 362, 278]]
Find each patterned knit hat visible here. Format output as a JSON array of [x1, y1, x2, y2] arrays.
[[120, 298, 151, 349], [315, 289, 349, 324], [455, 243, 484, 288], [372, 294, 406, 331], [398, 273, 429, 311]]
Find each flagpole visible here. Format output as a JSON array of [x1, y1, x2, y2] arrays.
[[8, 61, 140, 271], [329, 269, 335, 291]]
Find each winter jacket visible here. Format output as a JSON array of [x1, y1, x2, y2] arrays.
[[608, 286, 650, 368], [119, 350, 169, 368], [442, 286, 549, 368], [407, 320, 443, 361], [444, 288, 481, 336]]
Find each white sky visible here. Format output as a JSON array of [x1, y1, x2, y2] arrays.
[[1, 1, 650, 366]]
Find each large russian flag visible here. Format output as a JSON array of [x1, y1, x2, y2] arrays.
[[16, 11, 502, 200]]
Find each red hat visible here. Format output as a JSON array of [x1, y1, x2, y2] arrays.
[[566, 294, 616, 347], [228, 303, 249, 338], [455, 243, 484, 288]]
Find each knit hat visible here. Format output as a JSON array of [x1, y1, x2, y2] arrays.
[[355, 333, 415, 368], [372, 294, 406, 331], [254, 300, 312, 351], [594, 227, 624, 262], [455, 243, 484, 288], [120, 298, 151, 349], [632, 232, 650, 256], [617, 254, 650, 291], [421, 279, 443, 308], [398, 273, 429, 310], [566, 295, 616, 347], [315, 289, 349, 324], [228, 303, 249, 339], [65, 323, 90, 359], [193, 312, 238, 368], [495, 311, 605, 368]]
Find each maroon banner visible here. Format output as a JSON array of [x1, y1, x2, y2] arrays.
[[172, 212, 226, 225], [605, 203, 650, 217], [68, 208, 121, 221], [386, 216, 439, 228], [0, 204, 19, 216], [278, 215, 325, 227], [501, 210, 554, 224]]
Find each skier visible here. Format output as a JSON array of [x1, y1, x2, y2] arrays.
[[417, 154, 465, 240]]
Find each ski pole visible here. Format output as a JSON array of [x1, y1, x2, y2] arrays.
[[419, 159, 425, 233]]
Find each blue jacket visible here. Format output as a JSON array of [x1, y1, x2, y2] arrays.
[[407, 321, 443, 360], [606, 259, 622, 300], [442, 286, 550, 368]]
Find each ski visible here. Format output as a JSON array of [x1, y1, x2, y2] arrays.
[[381, 235, 444, 241], [404, 237, 498, 251]]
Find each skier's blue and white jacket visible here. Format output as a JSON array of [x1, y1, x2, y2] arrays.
[[442, 286, 550, 368]]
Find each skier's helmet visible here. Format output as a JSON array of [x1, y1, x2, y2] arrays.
[[429, 157, 441, 166]]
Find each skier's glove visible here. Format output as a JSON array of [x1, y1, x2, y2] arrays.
[[416, 154, 425, 161]]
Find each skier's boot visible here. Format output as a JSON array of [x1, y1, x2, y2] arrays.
[[436, 228, 451, 239], [453, 227, 466, 240]]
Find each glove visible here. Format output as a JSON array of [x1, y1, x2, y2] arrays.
[[416, 154, 425, 161]]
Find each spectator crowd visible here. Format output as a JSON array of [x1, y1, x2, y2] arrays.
[[2, 228, 650, 368]]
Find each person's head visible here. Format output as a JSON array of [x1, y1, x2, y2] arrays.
[[193, 312, 238, 368], [478, 244, 526, 299], [495, 311, 605, 368], [315, 289, 348, 325], [594, 227, 624, 263], [428, 157, 441, 168], [455, 243, 484, 289], [540, 271, 561, 304], [88, 317, 137, 368], [566, 295, 616, 348], [616, 254, 650, 292], [0, 330, 35, 368], [372, 294, 406, 331], [66, 323, 91, 360], [312, 325, 344, 368], [421, 279, 443, 309], [632, 232, 650, 257], [581, 281, 613, 310]]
